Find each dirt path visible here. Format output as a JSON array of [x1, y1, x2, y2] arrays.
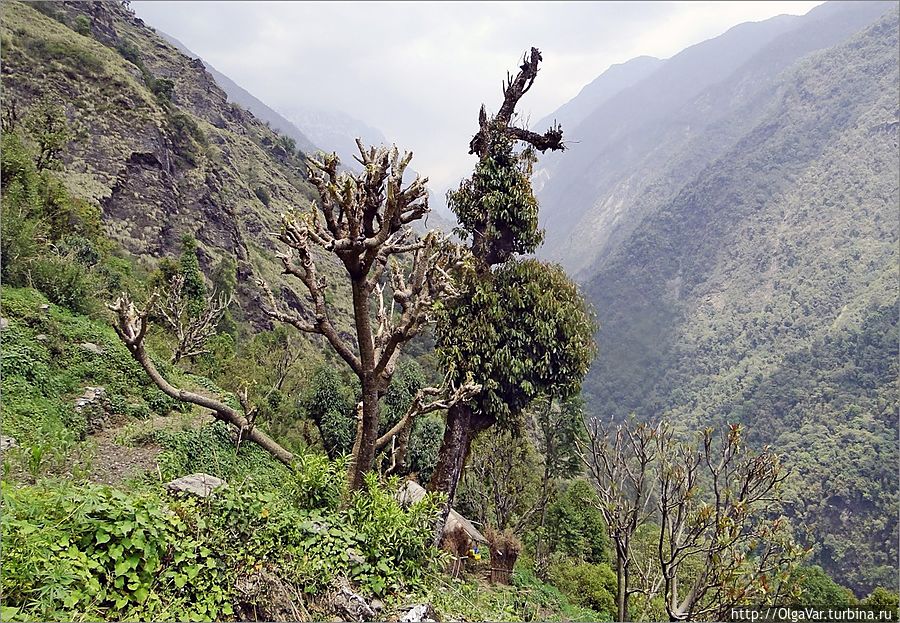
[[85, 412, 213, 486]]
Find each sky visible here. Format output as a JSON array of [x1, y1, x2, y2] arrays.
[[132, 1, 823, 191]]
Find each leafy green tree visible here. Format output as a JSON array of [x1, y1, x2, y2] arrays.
[[210, 255, 238, 336], [545, 479, 610, 564], [787, 566, 856, 606], [300, 366, 357, 459], [23, 99, 73, 172], [405, 412, 443, 483], [177, 234, 207, 317], [428, 49, 594, 524], [457, 429, 542, 533], [862, 587, 899, 618]]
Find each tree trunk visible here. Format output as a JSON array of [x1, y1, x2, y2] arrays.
[[616, 542, 630, 622], [348, 278, 379, 490], [428, 403, 494, 539]]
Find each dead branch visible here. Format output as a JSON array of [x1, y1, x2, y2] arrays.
[[156, 274, 233, 363], [108, 294, 294, 467], [469, 48, 566, 158]]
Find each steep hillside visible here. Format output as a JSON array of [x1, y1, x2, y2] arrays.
[[158, 31, 319, 157], [536, 0, 895, 277], [0, 0, 339, 325], [578, 8, 898, 593]]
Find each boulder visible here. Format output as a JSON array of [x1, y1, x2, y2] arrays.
[[166, 473, 226, 498], [401, 603, 438, 622], [0, 436, 18, 451], [79, 342, 105, 355]]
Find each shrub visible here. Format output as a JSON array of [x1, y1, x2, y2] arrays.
[[73, 15, 91, 37], [548, 561, 616, 616], [254, 185, 271, 207]]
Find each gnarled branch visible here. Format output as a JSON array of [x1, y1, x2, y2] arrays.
[[109, 294, 294, 467]]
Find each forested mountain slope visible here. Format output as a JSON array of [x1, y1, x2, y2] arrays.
[[536, 0, 895, 278], [563, 7, 898, 593]]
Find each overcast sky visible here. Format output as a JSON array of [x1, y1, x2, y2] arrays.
[[132, 1, 822, 190]]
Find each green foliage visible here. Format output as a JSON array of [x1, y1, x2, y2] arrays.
[[166, 111, 207, 166], [406, 412, 443, 483], [458, 429, 542, 532], [544, 479, 610, 564], [425, 559, 609, 622], [0, 131, 131, 315], [276, 134, 296, 155], [448, 133, 543, 257], [862, 587, 900, 618], [787, 566, 856, 606], [253, 185, 271, 207], [437, 259, 596, 424], [23, 98, 73, 171], [0, 287, 177, 469], [73, 15, 91, 37], [151, 77, 175, 102], [177, 233, 207, 317], [299, 365, 357, 459], [379, 359, 426, 435], [548, 561, 617, 616], [577, 14, 900, 594], [1, 447, 444, 621]]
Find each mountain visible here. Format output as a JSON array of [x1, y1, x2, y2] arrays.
[[537, 2, 898, 593], [531, 55, 662, 195], [0, 0, 359, 329], [535, 55, 662, 145], [282, 105, 458, 223], [536, 1, 895, 278], [159, 32, 319, 157]]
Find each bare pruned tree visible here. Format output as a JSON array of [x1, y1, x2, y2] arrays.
[[655, 424, 803, 621], [157, 274, 233, 363], [259, 140, 470, 490], [579, 418, 659, 622]]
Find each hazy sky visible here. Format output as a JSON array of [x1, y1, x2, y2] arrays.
[[132, 1, 823, 190]]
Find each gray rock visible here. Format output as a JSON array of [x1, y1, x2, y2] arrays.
[[39, 304, 50, 312], [35, 334, 48, 342], [401, 604, 437, 622], [0, 436, 18, 451], [80, 342, 105, 355], [166, 473, 226, 498], [75, 386, 106, 410], [332, 580, 376, 622], [0, 317, 8, 331]]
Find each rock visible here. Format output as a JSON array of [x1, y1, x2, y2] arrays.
[[39, 304, 50, 312], [331, 579, 376, 622], [35, 334, 48, 342], [401, 604, 437, 622], [166, 473, 226, 498], [0, 436, 18, 451], [79, 342, 104, 355], [370, 598, 385, 613], [0, 317, 8, 331]]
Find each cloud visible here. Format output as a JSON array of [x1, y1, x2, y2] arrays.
[[132, 1, 823, 190]]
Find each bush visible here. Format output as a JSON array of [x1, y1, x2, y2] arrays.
[[73, 15, 91, 37], [545, 479, 610, 564], [548, 561, 616, 616], [254, 185, 271, 207]]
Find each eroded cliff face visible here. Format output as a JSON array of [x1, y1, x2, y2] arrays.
[[1, 1, 325, 297], [0, 0, 355, 330]]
